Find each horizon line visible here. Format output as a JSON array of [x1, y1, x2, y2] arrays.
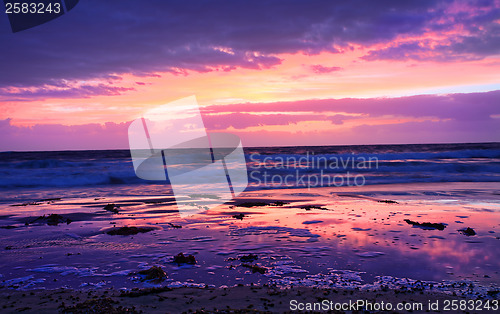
[[1, 141, 498, 154]]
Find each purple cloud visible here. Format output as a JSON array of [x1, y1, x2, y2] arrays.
[[0, 119, 130, 151], [0, 84, 135, 101], [202, 90, 500, 123], [363, 0, 500, 61], [3, 0, 495, 89]]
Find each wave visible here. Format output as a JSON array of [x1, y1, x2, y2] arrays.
[[13, 159, 79, 169], [0, 143, 498, 190]]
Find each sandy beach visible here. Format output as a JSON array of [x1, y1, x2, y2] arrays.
[[0, 182, 498, 312]]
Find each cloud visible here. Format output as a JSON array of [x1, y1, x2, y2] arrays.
[[310, 65, 343, 74], [0, 119, 130, 151], [1, 90, 499, 150], [202, 90, 500, 122], [203, 113, 318, 129], [362, 0, 500, 61], [0, 83, 135, 101], [2, 0, 486, 89]]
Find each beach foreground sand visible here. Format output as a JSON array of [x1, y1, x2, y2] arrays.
[[1, 285, 498, 313], [0, 182, 498, 313]]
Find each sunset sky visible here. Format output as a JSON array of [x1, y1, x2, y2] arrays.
[[1, 0, 499, 151]]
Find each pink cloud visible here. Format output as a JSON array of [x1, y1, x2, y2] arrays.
[[310, 65, 343, 73], [1, 90, 499, 151], [202, 90, 500, 122]]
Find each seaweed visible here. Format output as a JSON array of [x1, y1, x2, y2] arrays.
[[137, 266, 167, 282], [232, 213, 246, 220], [103, 203, 120, 214], [240, 254, 258, 263], [458, 227, 476, 236], [25, 214, 72, 226], [242, 264, 267, 274], [173, 252, 197, 265], [106, 226, 155, 236], [404, 219, 446, 231]]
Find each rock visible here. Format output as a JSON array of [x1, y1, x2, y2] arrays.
[[378, 200, 398, 204], [232, 213, 245, 220], [25, 214, 72, 226], [166, 222, 182, 229], [137, 266, 167, 282], [242, 264, 267, 274], [103, 203, 119, 214], [240, 254, 258, 262], [302, 220, 324, 224], [236, 201, 288, 208], [173, 252, 196, 265], [11, 202, 42, 207], [300, 205, 328, 210], [404, 219, 446, 230], [106, 226, 155, 236], [458, 227, 476, 236], [46, 214, 72, 226]]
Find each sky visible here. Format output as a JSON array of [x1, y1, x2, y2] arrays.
[[0, 0, 499, 151]]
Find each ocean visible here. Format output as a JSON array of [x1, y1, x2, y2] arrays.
[[1, 142, 499, 193]]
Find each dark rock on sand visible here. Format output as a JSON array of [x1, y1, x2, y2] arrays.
[[300, 205, 328, 210], [103, 203, 120, 214], [378, 200, 399, 204], [137, 266, 167, 282], [106, 226, 155, 236], [240, 254, 258, 262], [166, 222, 182, 229], [11, 201, 42, 207], [458, 227, 476, 236], [236, 201, 288, 208], [25, 214, 72, 226], [404, 219, 446, 231], [173, 252, 196, 265], [232, 213, 246, 220], [242, 264, 267, 274]]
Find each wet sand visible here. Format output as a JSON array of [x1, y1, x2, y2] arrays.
[[0, 182, 499, 312]]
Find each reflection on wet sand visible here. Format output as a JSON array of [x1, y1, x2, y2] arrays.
[[0, 182, 498, 297]]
